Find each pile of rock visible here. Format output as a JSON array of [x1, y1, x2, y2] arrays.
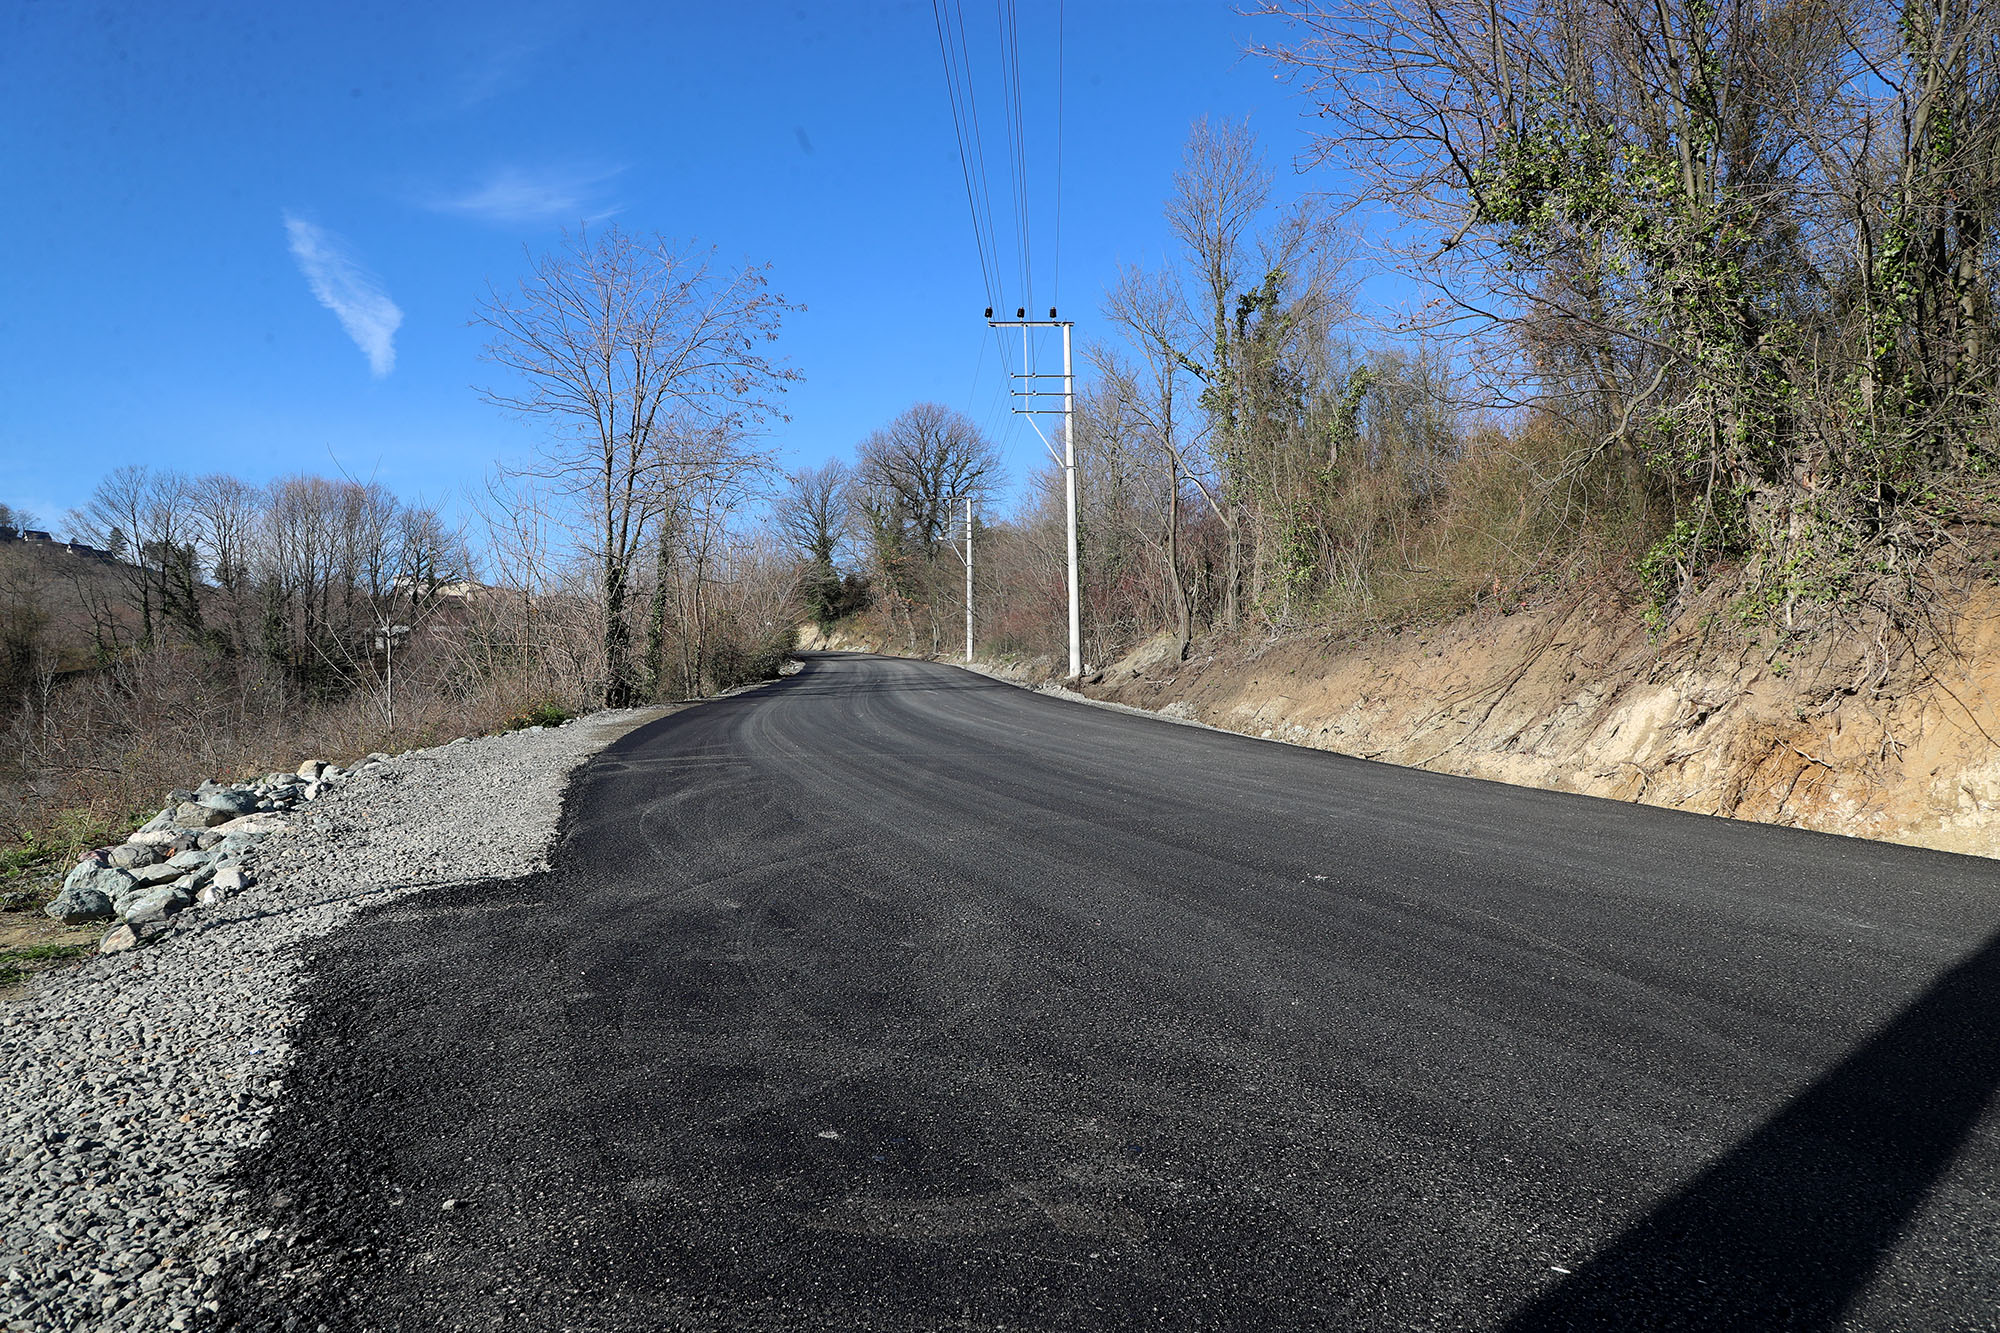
[[41, 756, 393, 952]]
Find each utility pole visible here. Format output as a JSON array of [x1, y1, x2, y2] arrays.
[[987, 306, 1081, 679], [945, 494, 975, 663], [964, 495, 974, 663]]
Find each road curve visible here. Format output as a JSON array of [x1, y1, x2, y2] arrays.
[[219, 651, 2000, 1331]]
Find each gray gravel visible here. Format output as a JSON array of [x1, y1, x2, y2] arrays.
[[0, 709, 658, 1333]]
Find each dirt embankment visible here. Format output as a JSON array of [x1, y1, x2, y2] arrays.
[[1086, 584, 2000, 860], [805, 582, 2000, 860]]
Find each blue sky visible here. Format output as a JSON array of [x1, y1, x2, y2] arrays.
[[0, 1, 1359, 533]]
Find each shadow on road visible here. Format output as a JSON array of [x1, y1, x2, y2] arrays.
[[1505, 929, 2000, 1331]]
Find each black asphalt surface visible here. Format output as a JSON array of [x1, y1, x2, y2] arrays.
[[219, 651, 2000, 1332]]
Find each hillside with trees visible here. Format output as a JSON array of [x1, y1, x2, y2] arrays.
[[781, 0, 1999, 855], [807, 0, 1996, 671]]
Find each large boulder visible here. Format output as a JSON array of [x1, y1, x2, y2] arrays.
[[45, 884, 115, 924], [174, 802, 232, 829], [46, 863, 134, 925], [107, 843, 160, 870], [210, 812, 289, 837], [120, 885, 191, 924], [99, 921, 171, 955], [195, 788, 258, 817], [60, 861, 135, 900], [296, 759, 329, 782], [127, 862, 186, 887]]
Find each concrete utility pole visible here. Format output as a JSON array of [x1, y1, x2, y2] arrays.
[[987, 307, 1081, 679], [945, 494, 975, 662], [964, 495, 974, 663]]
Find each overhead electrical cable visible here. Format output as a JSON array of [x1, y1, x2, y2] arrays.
[[928, 0, 1066, 474], [943, 0, 1019, 379], [996, 0, 1035, 376], [1006, 0, 1034, 307], [949, 0, 1007, 310], [1054, 0, 1065, 309], [931, 0, 1000, 306], [933, 0, 1031, 471]]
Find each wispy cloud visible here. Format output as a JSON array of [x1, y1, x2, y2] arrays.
[[283, 214, 402, 378], [427, 164, 624, 225], [455, 39, 538, 108]]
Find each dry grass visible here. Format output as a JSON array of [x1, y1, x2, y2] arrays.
[[0, 648, 584, 885], [1297, 420, 1665, 641]]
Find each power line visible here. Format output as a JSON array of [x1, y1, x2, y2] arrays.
[[933, 0, 1014, 312], [950, 0, 1008, 307], [936, 0, 1018, 391], [1054, 0, 1065, 309], [929, 0, 1067, 478], [997, 0, 1034, 322]]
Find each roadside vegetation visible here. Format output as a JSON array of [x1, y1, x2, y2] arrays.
[[788, 0, 1999, 685]]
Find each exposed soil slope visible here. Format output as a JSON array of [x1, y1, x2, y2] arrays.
[[1084, 584, 2000, 860]]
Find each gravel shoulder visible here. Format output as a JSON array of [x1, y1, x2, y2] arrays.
[[0, 707, 668, 1333]]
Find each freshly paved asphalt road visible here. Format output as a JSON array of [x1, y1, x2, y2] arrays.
[[221, 651, 2000, 1331]]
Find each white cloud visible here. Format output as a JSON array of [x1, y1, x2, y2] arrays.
[[428, 165, 623, 225], [283, 214, 403, 378]]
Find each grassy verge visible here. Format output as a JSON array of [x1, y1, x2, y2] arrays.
[[0, 939, 96, 989], [3, 806, 156, 893]]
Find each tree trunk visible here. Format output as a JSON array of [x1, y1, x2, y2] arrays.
[[644, 522, 673, 699], [1166, 464, 1190, 660], [1221, 509, 1242, 629], [602, 553, 636, 708]]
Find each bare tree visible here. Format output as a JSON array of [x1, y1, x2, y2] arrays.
[[774, 459, 856, 628], [1167, 118, 1270, 627], [185, 473, 261, 655], [476, 224, 799, 705], [68, 466, 204, 646], [1102, 266, 1221, 657], [1152, 119, 1356, 627], [775, 460, 853, 567], [854, 403, 1003, 655]]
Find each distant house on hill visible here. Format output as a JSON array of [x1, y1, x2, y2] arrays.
[[390, 575, 486, 600], [0, 527, 116, 561]]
